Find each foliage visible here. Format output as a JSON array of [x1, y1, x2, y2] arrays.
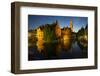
[[43, 24, 56, 42]]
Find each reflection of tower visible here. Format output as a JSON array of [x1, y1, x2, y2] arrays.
[[70, 19, 73, 32]]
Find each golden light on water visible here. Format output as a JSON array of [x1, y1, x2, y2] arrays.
[[36, 40, 44, 53], [62, 35, 71, 50], [36, 34, 71, 53]]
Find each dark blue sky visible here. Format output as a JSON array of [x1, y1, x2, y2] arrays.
[[28, 15, 88, 32]]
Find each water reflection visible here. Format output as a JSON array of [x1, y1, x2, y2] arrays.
[[36, 40, 44, 53], [28, 39, 88, 60], [62, 38, 72, 50]]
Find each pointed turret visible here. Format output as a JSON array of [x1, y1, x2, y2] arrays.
[[70, 19, 73, 32]]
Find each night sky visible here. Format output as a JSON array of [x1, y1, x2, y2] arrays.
[[28, 15, 88, 32]]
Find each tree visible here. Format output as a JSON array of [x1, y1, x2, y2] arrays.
[[43, 24, 56, 43]]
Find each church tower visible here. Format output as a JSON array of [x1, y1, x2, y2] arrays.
[[70, 19, 73, 32]]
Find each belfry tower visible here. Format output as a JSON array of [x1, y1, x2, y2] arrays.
[[70, 19, 73, 32]]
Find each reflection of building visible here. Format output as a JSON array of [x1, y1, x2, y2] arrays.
[[36, 40, 44, 53], [62, 38, 72, 50]]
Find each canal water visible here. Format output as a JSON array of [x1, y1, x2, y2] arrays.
[[28, 39, 88, 61]]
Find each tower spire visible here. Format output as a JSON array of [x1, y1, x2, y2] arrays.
[[55, 20, 58, 25], [70, 19, 73, 32]]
